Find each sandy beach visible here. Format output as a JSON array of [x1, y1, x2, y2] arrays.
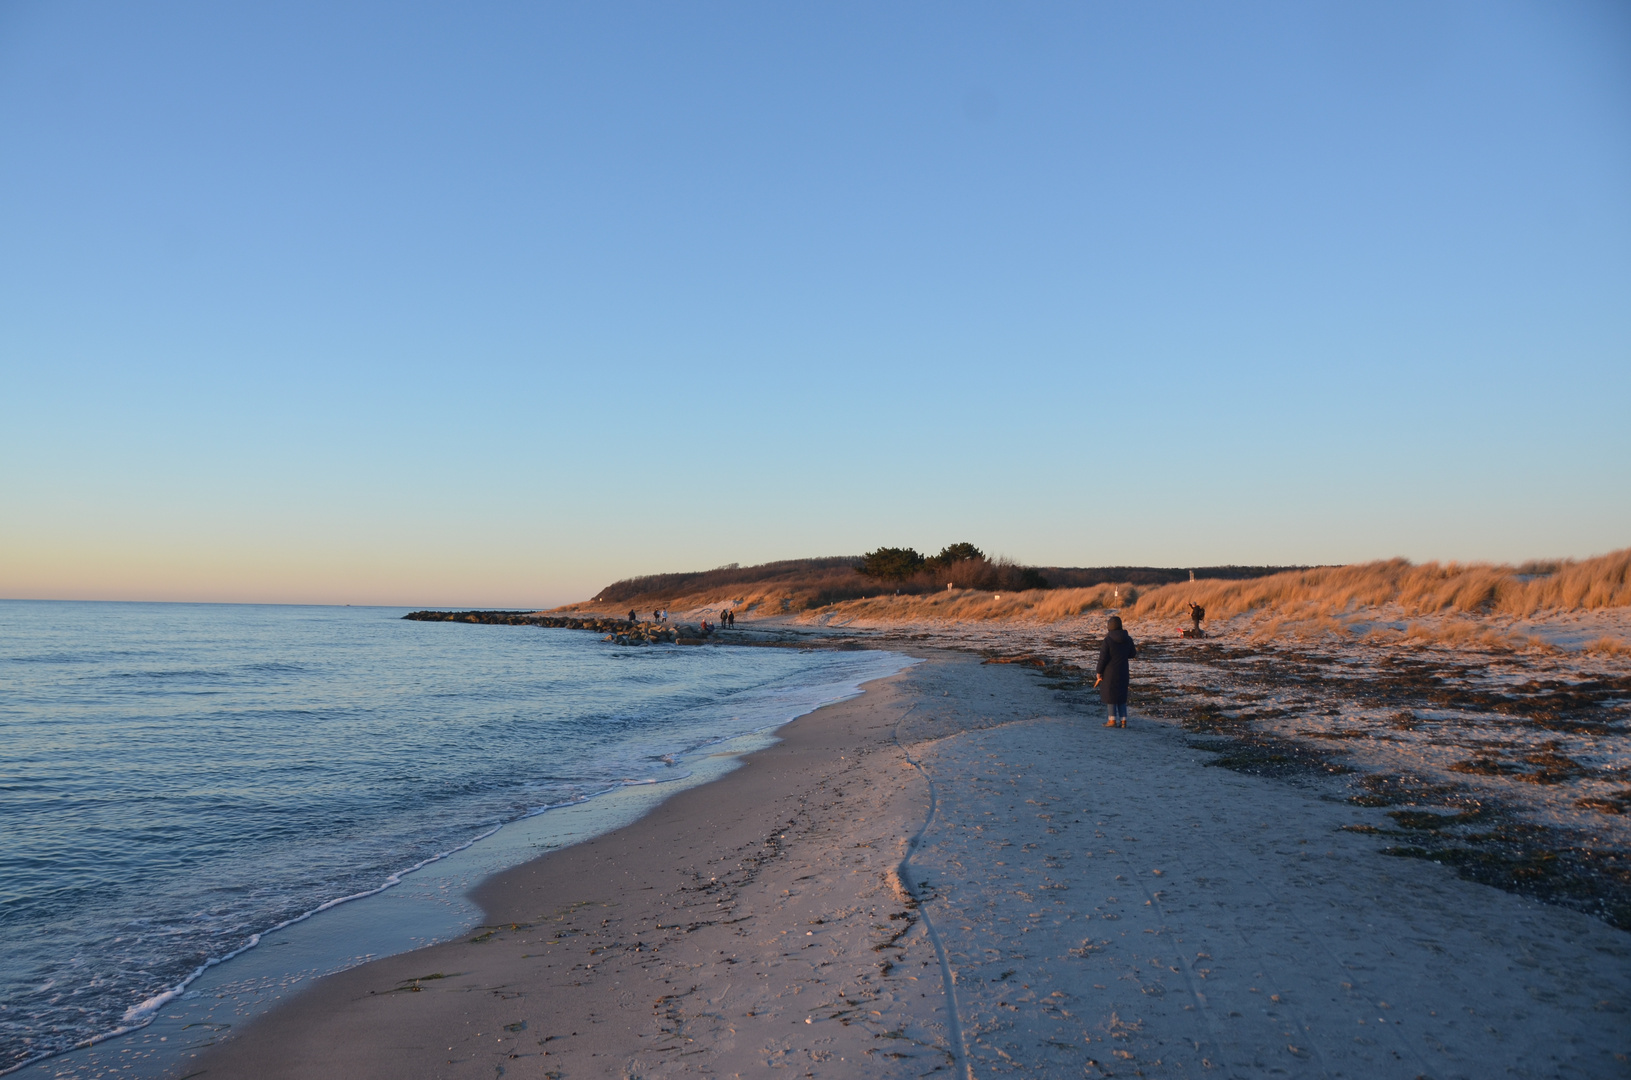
[[183, 629, 1630, 1079], [10, 2, 1628, 1074]]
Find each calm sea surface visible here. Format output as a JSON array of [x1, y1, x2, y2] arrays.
[[0, 601, 910, 1074]]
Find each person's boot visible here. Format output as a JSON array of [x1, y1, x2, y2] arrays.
[[1104, 718, 1117, 727], [1119, 717, 1126, 728]]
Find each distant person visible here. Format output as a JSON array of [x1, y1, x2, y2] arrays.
[[729, 609, 736, 627], [1094, 614, 1138, 728], [628, 609, 638, 624], [1187, 602, 1206, 637]]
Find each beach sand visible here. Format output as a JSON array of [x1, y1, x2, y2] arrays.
[[187, 644, 1631, 1078]]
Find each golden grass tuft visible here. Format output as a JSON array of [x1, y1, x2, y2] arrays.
[[1399, 620, 1551, 652], [1584, 635, 1631, 657], [1511, 548, 1631, 613]]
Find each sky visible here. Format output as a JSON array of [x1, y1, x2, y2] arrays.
[[2, 1, 1628, 607]]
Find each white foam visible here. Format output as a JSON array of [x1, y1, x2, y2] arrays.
[[106, 818, 509, 1031]]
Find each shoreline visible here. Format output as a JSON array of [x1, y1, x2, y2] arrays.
[[12, 625, 908, 1080]]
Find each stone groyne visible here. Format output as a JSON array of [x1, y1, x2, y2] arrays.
[[402, 610, 706, 646]]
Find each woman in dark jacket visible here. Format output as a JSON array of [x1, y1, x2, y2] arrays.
[[1095, 614, 1138, 728]]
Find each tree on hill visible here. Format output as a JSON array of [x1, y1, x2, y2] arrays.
[[858, 547, 926, 580], [858, 542, 1045, 592], [925, 542, 984, 570]]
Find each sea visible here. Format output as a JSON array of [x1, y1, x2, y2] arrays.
[[0, 600, 912, 1077]]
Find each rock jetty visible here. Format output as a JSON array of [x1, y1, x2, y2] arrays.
[[402, 610, 710, 646]]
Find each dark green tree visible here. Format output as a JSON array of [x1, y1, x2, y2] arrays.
[[926, 542, 984, 569], [858, 547, 926, 580]]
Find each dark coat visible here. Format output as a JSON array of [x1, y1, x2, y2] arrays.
[[1096, 629, 1138, 705]]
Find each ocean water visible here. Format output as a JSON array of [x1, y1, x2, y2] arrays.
[[0, 601, 911, 1075]]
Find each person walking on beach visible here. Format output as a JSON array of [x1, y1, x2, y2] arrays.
[[1094, 614, 1138, 728], [1187, 601, 1206, 637]]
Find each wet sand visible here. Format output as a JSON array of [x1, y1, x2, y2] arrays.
[[187, 646, 1631, 1079]]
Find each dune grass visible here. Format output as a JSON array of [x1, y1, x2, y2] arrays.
[[800, 549, 1631, 653], [1585, 635, 1631, 657], [1123, 548, 1631, 621]]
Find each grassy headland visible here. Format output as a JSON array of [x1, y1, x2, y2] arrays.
[[555, 546, 1631, 653], [557, 545, 1305, 619]]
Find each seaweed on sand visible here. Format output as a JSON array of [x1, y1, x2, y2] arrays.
[[1343, 772, 1631, 929], [1448, 742, 1590, 784], [1131, 642, 1631, 931], [1187, 733, 1353, 780], [1578, 789, 1631, 815], [1343, 656, 1631, 736], [1385, 826, 1631, 932]]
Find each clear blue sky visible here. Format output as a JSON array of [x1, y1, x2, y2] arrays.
[[2, 1, 1628, 606]]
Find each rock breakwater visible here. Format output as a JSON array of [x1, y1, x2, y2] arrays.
[[402, 610, 708, 646]]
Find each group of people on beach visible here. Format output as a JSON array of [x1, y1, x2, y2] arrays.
[[621, 607, 733, 629], [701, 609, 736, 631]]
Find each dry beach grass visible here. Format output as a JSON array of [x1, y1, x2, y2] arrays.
[[1127, 548, 1631, 620], [796, 547, 1631, 634]]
